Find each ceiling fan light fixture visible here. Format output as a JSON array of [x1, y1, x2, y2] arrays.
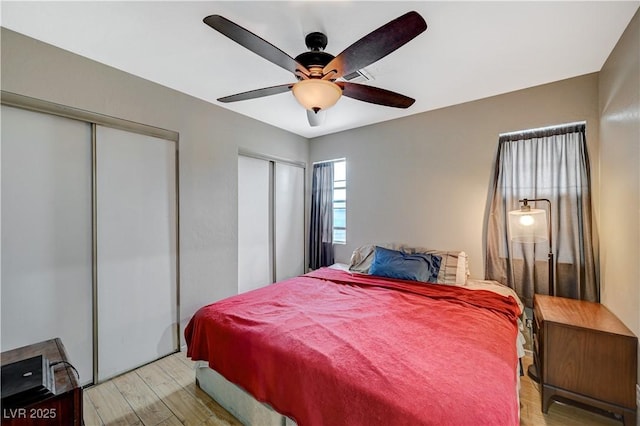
[[292, 79, 342, 112]]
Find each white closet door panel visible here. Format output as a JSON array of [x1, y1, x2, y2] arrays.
[[96, 126, 177, 381], [1, 105, 94, 385], [238, 156, 271, 293], [275, 163, 305, 281]]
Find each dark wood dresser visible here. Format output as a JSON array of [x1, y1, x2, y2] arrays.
[[532, 294, 637, 426], [1, 338, 83, 425]]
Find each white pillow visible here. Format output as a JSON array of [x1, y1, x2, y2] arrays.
[[456, 251, 470, 285]]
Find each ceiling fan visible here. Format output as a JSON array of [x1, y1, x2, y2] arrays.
[[203, 11, 427, 126]]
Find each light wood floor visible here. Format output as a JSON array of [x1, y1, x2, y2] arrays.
[[84, 351, 624, 425], [83, 351, 241, 426]]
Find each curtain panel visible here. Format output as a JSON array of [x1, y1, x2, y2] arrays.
[[309, 162, 334, 270], [485, 123, 598, 307]]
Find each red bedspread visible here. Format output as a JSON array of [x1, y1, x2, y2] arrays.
[[185, 268, 521, 426]]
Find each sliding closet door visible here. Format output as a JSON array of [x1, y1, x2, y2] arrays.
[[238, 154, 305, 292], [1, 105, 94, 385], [275, 163, 305, 281], [238, 155, 272, 293], [96, 126, 177, 381]]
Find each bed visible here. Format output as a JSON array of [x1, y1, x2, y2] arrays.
[[185, 245, 524, 426]]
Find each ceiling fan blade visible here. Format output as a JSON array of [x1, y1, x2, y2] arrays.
[[338, 82, 415, 108], [306, 109, 326, 127], [204, 15, 310, 76], [217, 83, 293, 103], [323, 11, 427, 79]]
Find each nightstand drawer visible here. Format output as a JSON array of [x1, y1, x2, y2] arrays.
[[546, 323, 637, 407]]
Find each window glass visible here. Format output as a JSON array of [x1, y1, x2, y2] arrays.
[[332, 160, 346, 243]]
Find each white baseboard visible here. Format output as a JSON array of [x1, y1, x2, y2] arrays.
[[636, 383, 640, 407]]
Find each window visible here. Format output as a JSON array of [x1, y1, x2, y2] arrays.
[[332, 160, 346, 244], [310, 159, 344, 269]]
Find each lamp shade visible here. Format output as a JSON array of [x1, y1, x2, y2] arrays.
[[292, 79, 342, 112], [508, 208, 548, 243]]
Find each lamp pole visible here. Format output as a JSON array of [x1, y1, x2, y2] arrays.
[[515, 198, 555, 383]]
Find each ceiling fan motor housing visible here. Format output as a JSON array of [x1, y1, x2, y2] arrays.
[[295, 51, 334, 75]]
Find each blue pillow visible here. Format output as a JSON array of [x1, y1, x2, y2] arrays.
[[369, 246, 441, 283]]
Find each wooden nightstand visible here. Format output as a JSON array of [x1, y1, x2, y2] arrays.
[[1, 338, 83, 425], [532, 294, 637, 426]]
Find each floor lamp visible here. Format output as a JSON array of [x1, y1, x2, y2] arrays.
[[508, 198, 554, 382], [508, 198, 554, 296]]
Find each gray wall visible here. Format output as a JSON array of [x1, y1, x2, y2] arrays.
[[310, 73, 600, 279], [599, 9, 640, 384], [0, 28, 309, 344]]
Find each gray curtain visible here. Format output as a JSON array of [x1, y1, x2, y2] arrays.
[[309, 162, 334, 270], [485, 123, 598, 308]]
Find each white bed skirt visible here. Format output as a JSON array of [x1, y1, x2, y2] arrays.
[[195, 361, 297, 426]]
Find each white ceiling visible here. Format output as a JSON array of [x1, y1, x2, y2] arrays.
[[2, 1, 638, 138]]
